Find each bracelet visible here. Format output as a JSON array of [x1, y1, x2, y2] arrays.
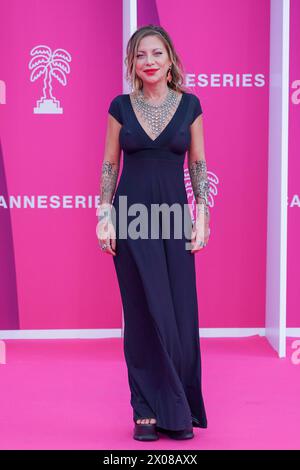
[[96, 204, 112, 222]]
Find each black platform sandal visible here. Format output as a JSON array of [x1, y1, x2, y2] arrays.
[[133, 419, 159, 441], [156, 425, 194, 440]]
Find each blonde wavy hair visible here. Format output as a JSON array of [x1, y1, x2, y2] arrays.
[[125, 25, 188, 94]]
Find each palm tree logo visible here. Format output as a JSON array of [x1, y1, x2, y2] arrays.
[[29, 44, 72, 114]]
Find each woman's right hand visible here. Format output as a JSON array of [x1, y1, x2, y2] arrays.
[[96, 205, 117, 256]]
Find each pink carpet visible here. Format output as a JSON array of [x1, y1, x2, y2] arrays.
[[0, 335, 299, 450]]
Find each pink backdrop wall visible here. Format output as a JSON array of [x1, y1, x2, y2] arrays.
[[139, 0, 270, 327], [0, 0, 123, 329], [287, 0, 300, 328], [0, 0, 297, 331]]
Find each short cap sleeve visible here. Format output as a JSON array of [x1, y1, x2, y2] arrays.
[[108, 95, 123, 124], [191, 94, 203, 124]]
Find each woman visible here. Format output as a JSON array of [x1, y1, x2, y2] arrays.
[[96, 25, 210, 441]]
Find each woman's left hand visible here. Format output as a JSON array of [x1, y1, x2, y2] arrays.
[[190, 204, 210, 253]]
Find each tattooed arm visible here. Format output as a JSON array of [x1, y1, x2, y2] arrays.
[[96, 112, 122, 254], [97, 160, 119, 221], [188, 114, 210, 250], [97, 111, 122, 220], [188, 160, 210, 217]]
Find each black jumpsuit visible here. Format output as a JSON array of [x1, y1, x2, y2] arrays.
[[109, 91, 208, 431]]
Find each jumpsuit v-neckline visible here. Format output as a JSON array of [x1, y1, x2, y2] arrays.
[[109, 91, 208, 431], [127, 92, 185, 144]]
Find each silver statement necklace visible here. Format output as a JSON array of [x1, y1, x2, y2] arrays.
[[131, 87, 181, 140]]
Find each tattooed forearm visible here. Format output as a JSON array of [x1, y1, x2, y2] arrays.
[[97, 160, 119, 222], [99, 160, 119, 205], [188, 159, 210, 216], [188, 159, 210, 204]]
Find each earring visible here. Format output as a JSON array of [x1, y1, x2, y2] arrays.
[[167, 65, 172, 83]]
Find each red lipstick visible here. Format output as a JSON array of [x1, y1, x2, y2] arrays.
[[144, 69, 159, 75]]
